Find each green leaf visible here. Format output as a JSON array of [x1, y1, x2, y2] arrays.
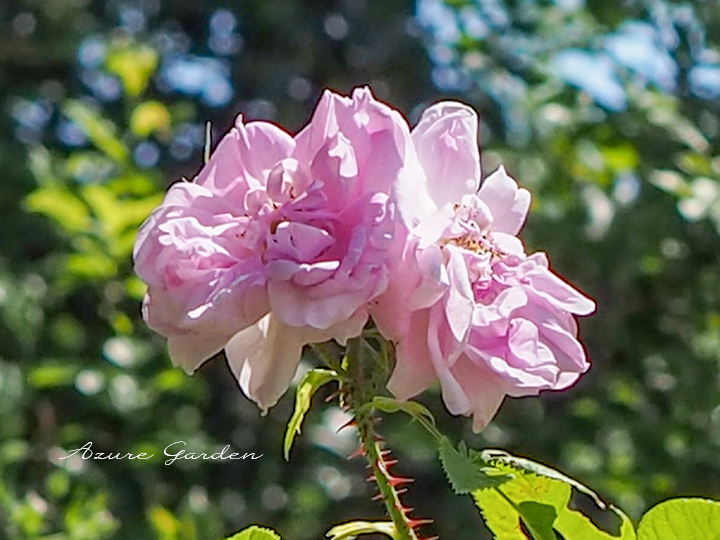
[[130, 101, 172, 138], [148, 506, 179, 540], [64, 101, 129, 164], [326, 521, 397, 540], [369, 396, 434, 422], [480, 449, 610, 510], [25, 185, 92, 233], [225, 525, 281, 540], [283, 369, 338, 460], [65, 253, 117, 279], [106, 43, 158, 97], [28, 362, 79, 388], [65, 151, 115, 182], [637, 498, 720, 540], [366, 396, 439, 437], [556, 504, 636, 540], [472, 453, 636, 540], [473, 468, 569, 540], [438, 437, 512, 495], [516, 501, 559, 540]]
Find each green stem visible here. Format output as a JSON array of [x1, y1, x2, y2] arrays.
[[344, 336, 420, 540], [357, 415, 419, 540]]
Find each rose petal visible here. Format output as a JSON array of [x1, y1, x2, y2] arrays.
[[477, 166, 531, 235]]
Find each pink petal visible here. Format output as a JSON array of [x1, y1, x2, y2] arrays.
[[195, 115, 294, 198], [477, 166, 531, 235], [167, 332, 229, 373], [268, 279, 369, 330], [412, 102, 481, 208], [225, 309, 367, 411], [527, 263, 596, 315], [388, 310, 438, 400], [444, 245, 474, 343], [225, 313, 306, 412]]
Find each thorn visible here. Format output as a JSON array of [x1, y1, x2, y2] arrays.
[[421, 536, 439, 540], [372, 493, 385, 501], [366, 475, 376, 483], [388, 476, 414, 487], [379, 449, 392, 457], [395, 488, 408, 495], [406, 518, 434, 529], [382, 459, 398, 467], [336, 418, 357, 432], [347, 446, 366, 459]]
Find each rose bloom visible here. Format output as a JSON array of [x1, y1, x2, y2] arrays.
[[134, 88, 415, 411], [372, 102, 595, 431]]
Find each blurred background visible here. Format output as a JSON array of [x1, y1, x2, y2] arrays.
[[1, 0, 720, 538]]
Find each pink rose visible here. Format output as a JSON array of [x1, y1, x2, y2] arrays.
[[372, 102, 595, 431], [134, 87, 414, 410]]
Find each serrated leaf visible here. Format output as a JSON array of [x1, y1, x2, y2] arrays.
[[326, 520, 396, 540], [637, 498, 720, 540], [474, 468, 569, 540], [439, 437, 512, 495], [473, 454, 636, 540], [482, 450, 611, 510], [225, 525, 281, 540], [283, 369, 338, 460]]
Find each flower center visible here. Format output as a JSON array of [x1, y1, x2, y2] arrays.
[[449, 232, 504, 258]]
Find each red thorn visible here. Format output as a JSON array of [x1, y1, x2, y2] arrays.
[[388, 476, 414, 487], [395, 488, 408, 495], [336, 418, 357, 432], [379, 449, 392, 457], [421, 536, 439, 540], [347, 446, 366, 459], [382, 459, 398, 467], [406, 518, 434, 528], [366, 475, 376, 482], [372, 493, 385, 501]]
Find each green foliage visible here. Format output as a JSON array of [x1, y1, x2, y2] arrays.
[[474, 469, 636, 540], [63, 101, 129, 165], [439, 437, 512, 495], [326, 520, 396, 540], [130, 102, 172, 138], [225, 525, 282, 540], [4, 0, 720, 538], [637, 499, 720, 540], [25, 184, 92, 233], [283, 368, 338, 460], [362, 396, 440, 438], [105, 42, 159, 98], [440, 447, 636, 540]]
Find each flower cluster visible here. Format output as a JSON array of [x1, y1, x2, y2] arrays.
[[134, 88, 594, 429]]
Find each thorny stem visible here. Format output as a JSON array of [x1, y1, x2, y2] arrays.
[[343, 336, 424, 540], [356, 416, 420, 540]]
